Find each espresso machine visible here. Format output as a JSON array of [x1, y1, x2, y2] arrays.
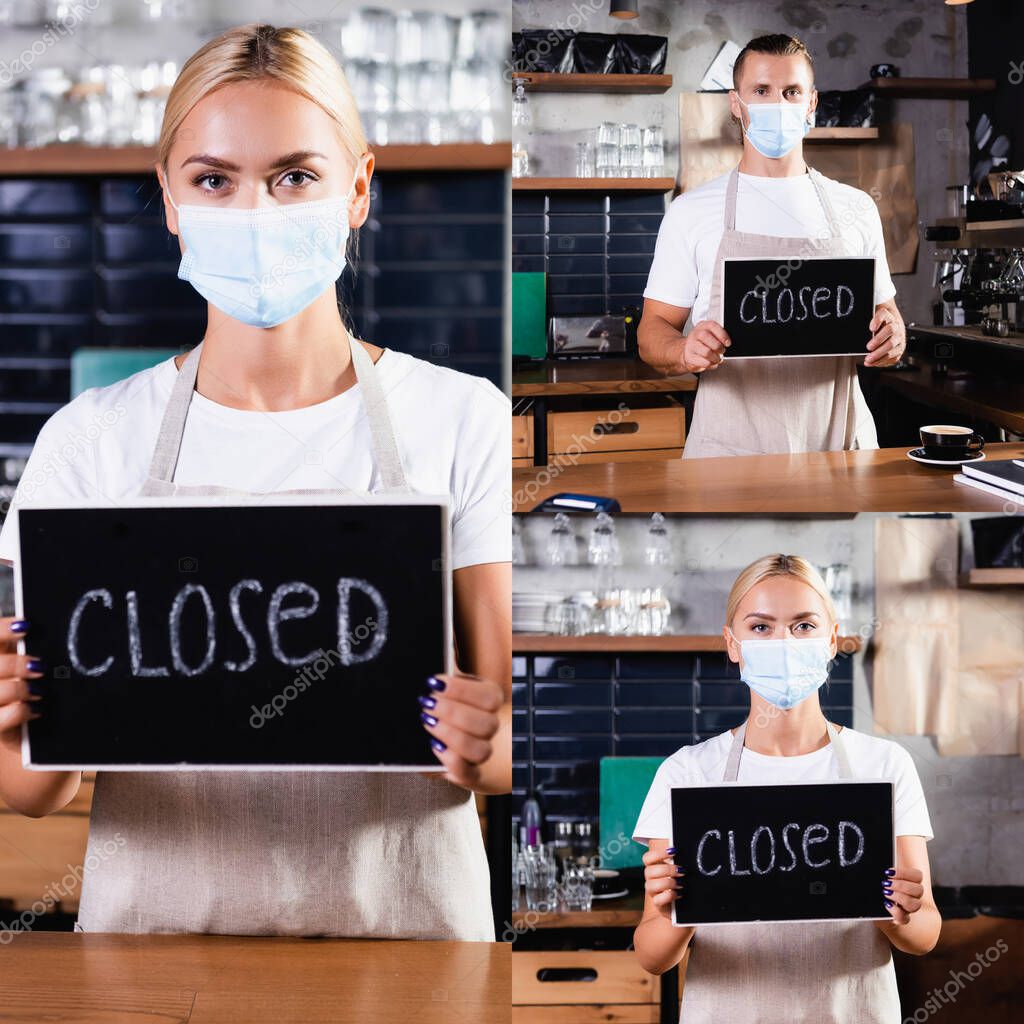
[[931, 247, 1024, 334]]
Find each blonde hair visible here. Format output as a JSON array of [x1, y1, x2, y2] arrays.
[[158, 24, 367, 171], [725, 554, 836, 627]]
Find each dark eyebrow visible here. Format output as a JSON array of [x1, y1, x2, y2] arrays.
[[180, 150, 328, 171], [743, 610, 821, 620]]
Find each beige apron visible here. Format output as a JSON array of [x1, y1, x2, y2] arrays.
[[682, 166, 879, 459], [74, 336, 494, 940], [677, 720, 901, 1024]]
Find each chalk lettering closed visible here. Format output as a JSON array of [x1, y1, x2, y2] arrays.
[[695, 820, 865, 876], [66, 578, 388, 677], [739, 284, 856, 326]]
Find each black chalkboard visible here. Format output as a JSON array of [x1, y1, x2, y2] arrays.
[[671, 780, 894, 925], [721, 257, 875, 357], [16, 498, 451, 769]]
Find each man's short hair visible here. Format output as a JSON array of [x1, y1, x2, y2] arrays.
[[732, 34, 814, 90]]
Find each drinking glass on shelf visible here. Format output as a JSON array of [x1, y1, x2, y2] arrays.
[[512, 516, 526, 566], [642, 124, 665, 178], [643, 512, 673, 565], [524, 846, 557, 912], [596, 143, 619, 177], [597, 120, 620, 147], [587, 512, 621, 566], [575, 140, 594, 178], [512, 78, 531, 127], [637, 586, 671, 636], [546, 512, 577, 565], [562, 862, 595, 911], [821, 563, 853, 631], [512, 139, 530, 177]]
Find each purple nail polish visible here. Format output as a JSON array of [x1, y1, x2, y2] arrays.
[[26, 659, 43, 674], [420, 710, 438, 727], [418, 694, 437, 710], [431, 737, 447, 753], [10, 620, 28, 634], [426, 676, 446, 692], [884, 899, 893, 908], [665, 846, 676, 854], [885, 868, 895, 877], [883, 887, 893, 895]]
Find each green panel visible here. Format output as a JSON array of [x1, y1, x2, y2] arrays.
[[599, 756, 662, 869], [71, 348, 180, 397], [512, 271, 547, 359]]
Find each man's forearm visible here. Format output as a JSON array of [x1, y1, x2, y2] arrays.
[[638, 315, 686, 375]]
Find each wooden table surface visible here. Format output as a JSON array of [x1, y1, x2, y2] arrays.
[[512, 358, 696, 397], [0, 933, 510, 1023], [512, 443, 1024, 513]]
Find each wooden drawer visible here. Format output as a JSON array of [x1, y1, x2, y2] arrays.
[[513, 950, 658, 1007], [513, 413, 534, 460], [547, 399, 684, 458]]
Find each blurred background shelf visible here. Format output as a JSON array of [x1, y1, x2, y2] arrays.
[[0, 143, 512, 176], [513, 634, 864, 653], [512, 71, 672, 93], [960, 568, 1024, 587], [512, 177, 675, 191], [862, 76, 997, 98]]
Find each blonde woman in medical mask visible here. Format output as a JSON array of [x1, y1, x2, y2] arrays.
[[639, 33, 906, 458], [0, 24, 509, 941], [632, 555, 939, 1023]]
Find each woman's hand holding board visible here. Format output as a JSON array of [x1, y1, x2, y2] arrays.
[[419, 671, 504, 791], [0, 617, 43, 736]]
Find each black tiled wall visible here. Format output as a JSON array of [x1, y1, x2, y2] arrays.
[[0, 171, 504, 448], [511, 190, 664, 318], [512, 650, 855, 827]]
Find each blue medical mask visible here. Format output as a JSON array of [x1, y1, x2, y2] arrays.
[[727, 628, 832, 709], [737, 97, 811, 159], [166, 170, 360, 328]]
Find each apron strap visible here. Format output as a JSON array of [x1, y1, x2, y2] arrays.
[[807, 166, 843, 238], [723, 168, 740, 231], [723, 718, 853, 781], [348, 334, 410, 494], [145, 336, 410, 493], [145, 343, 203, 484]]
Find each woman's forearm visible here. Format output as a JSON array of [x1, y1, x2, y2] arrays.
[[0, 731, 80, 817], [634, 914, 695, 975], [875, 906, 942, 955]]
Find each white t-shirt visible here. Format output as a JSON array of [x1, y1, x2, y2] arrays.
[[0, 348, 511, 571], [643, 170, 897, 325], [633, 727, 933, 846]]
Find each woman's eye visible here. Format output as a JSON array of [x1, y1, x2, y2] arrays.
[[751, 623, 769, 633], [794, 621, 816, 633], [194, 173, 228, 192], [281, 170, 316, 188]]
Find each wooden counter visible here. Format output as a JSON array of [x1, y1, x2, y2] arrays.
[[512, 443, 1024, 513], [0, 933, 509, 1023], [512, 359, 695, 398]]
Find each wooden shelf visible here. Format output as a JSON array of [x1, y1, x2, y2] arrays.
[[806, 126, 879, 141], [513, 890, 644, 929], [863, 76, 997, 98], [513, 71, 672, 94], [0, 142, 511, 176], [512, 176, 675, 192], [960, 568, 1024, 587], [513, 634, 864, 654]]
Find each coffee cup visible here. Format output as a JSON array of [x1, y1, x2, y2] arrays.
[[919, 424, 984, 460]]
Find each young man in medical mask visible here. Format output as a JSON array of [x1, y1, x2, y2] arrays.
[[638, 34, 906, 459]]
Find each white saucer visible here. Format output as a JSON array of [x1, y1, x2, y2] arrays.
[[907, 447, 986, 467], [591, 888, 630, 900]]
